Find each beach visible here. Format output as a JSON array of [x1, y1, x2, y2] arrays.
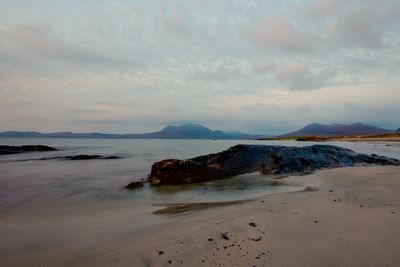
[[1, 138, 399, 267], [2, 166, 399, 266], [101, 166, 400, 267]]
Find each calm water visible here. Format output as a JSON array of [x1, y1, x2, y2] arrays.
[[1, 138, 400, 213], [1, 138, 399, 265]]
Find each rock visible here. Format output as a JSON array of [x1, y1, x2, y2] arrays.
[[144, 145, 400, 185], [249, 236, 262, 241], [64, 155, 122, 160], [221, 232, 229, 240], [0, 145, 57, 155], [125, 181, 144, 190]]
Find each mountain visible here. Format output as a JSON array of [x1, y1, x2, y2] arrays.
[[396, 128, 400, 133], [277, 123, 393, 137], [0, 123, 266, 140], [125, 123, 233, 139]]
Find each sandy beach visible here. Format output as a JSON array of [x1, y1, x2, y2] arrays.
[[334, 137, 400, 142], [4, 166, 398, 267]]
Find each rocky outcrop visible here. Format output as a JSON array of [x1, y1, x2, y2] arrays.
[[0, 145, 57, 155], [146, 145, 400, 185]]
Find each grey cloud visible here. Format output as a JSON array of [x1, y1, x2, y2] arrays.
[[2, 24, 142, 69], [304, 0, 344, 19], [1, 1, 400, 134], [163, 15, 192, 38], [251, 59, 276, 74], [306, 0, 400, 49], [189, 63, 242, 81], [277, 63, 336, 91]]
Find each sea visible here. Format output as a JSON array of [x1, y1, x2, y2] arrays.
[[1, 138, 399, 265]]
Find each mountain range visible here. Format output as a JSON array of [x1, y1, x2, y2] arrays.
[[0, 122, 397, 140], [277, 123, 394, 138], [0, 123, 266, 140]]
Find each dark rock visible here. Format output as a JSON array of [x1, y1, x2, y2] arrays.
[[125, 181, 144, 190], [36, 155, 122, 161], [221, 232, 229, 240], [250, 236, 262, 241], [64, 155, 122, 160], [145, 145, 400, 185], [0, 145, 57, 155], [249, 222, 257, 227]]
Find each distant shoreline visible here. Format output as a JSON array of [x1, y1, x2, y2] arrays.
[[259, 133, 400, 142]]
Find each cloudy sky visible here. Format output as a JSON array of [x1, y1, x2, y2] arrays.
[[0, 0, 399, 134]]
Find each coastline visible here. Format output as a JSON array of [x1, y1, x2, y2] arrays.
[[332, 137, 400, 142], [3, 166, 398, 267]]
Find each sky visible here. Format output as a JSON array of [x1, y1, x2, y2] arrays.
[[0, 0, 399, 135]]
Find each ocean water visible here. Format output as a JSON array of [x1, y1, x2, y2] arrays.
[[1, 138, 400, 212], [0, 138, 399, 265]]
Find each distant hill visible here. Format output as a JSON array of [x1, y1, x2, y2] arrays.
[[0, 123, 267, 140], [396, 128, 400, 133], [277, 123, 393, 137]]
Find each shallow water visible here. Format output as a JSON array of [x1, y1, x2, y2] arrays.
[[1, 138, 399, 213]]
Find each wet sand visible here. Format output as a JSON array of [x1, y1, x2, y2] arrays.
[[2, 166, 400, 267]]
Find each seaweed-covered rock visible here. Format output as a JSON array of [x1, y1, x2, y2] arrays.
[[145, 145, 400, 185]]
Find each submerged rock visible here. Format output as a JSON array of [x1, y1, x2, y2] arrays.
[[145, 145, 400, 185], [64, 155, 122, 160], [0, 145, 57, 155], [125, 181, 145, 190]]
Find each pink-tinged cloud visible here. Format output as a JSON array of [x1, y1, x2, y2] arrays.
[[255, 16, 312, 52]]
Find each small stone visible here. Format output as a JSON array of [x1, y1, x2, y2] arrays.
[[159, 251, 164, 255], [221, 232, 229, 240]]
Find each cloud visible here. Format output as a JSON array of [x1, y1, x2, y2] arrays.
[[305, 0, 400, 49], [304, 0, 343, 19], [251, 59, 276, 74], [326, 7, 392, 48], [163, 15, 192, 38], [189, 63, 243, 81], [0, 1, 400, 133], [255, 15, 313, 52], [2, 24, 140, 69], [277, 62, 336, 91]]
